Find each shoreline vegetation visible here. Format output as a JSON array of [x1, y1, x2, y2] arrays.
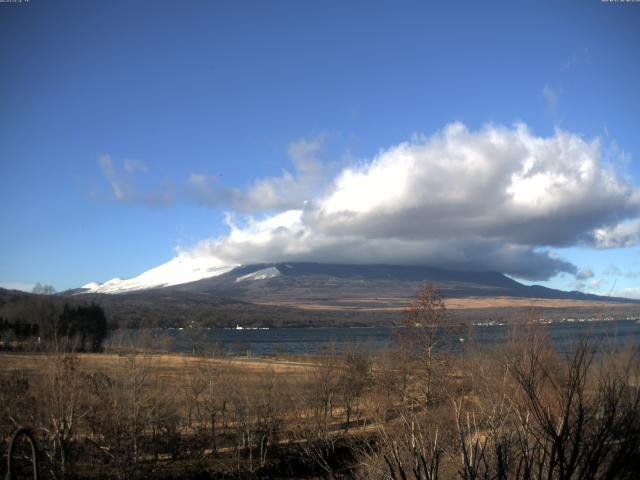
[[2, 284, 640, 479], [2, 284, 640, 333]]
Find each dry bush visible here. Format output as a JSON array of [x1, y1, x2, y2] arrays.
[[338, 345, 373, 431], [36, 353, 88, 479], [360, 324, 640, 480], [81, 352, 179, 478]]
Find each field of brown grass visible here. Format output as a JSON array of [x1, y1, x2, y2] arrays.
[[0, 352, 317, 382], [256, 295, 638, 311]]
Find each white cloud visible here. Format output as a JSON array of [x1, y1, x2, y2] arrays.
[[542, 85, 560, 112], [576, 268, 594, 281], [99, 154, 126, 201], [592, 219, 640, 249], [123, 159, 148, 174], [98, 154, 174, 206], [612, 287, 640, 300], [190, 135, 329, 213], [603, 264, 621, 276], [573, 268, 601, 292], [561, 48, 590, 71], [603, 264, 640, 279], [180, 122, 640, 280]]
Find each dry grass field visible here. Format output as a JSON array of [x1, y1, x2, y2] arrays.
[[443, 296, 637, 309], [0, 352, 318, 379], [256, 295, 638, 311]]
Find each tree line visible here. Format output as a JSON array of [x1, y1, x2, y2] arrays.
[[0, 301, 108, 352]]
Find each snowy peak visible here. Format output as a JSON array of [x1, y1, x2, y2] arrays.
[[80, 256, 237, 294], [235, 266, 281, 283]]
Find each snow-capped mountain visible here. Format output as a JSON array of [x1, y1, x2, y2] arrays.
[[76, 259, 640, 309], [235, 266, 281, 283], [80, 255, 237, 294]]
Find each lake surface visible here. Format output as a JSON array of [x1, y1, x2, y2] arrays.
[[138, 319, 640, 355]]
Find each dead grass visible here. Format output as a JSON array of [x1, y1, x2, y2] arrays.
[[255, 295, 637, 312], [444, 296, 634, 309], [0, 352, 317, 383]]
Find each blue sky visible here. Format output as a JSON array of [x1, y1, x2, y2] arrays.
[[2, 0, 640, 296]]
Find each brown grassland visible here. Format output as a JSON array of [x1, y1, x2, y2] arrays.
[[256, 296, 638, 311]]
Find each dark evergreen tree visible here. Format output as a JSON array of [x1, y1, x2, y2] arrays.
[[58, 303, 108, 352]]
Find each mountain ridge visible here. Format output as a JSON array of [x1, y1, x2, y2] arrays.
[[75, 262, 637, 305], [4, 261, 639, 330]]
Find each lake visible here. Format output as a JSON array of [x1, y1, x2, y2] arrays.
[[135, 318, 640, 355]]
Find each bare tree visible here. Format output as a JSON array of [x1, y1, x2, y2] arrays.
[[339, 345, 372, 431], [253, 368, 288, 468], [32, 282, 56, 295], [83, 351, 178, 477], [185, 319, 207, 355], [295, 343, 342, 478], [400, 283, 447, 406], [38, 353, 88, 479]]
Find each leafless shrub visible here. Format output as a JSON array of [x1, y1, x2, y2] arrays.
[[36, 353, 88, 479], [82, 352, 178, 478], [339, 345, 373, 432]]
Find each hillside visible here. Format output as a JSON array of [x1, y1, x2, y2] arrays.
[[34, 263, 630, 327], [3, 263, 637, 330], [162, 262, 638, 309]]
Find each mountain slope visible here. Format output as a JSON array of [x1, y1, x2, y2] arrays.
[[77, 261, 637, 304], [78, 256, 237, 294], [71, 262, 640, 325], [148, 262, 638, 308], [8, 258, 640, 330]]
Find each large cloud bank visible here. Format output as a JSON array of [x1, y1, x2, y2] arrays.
[[182, 123, 640, 281]]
